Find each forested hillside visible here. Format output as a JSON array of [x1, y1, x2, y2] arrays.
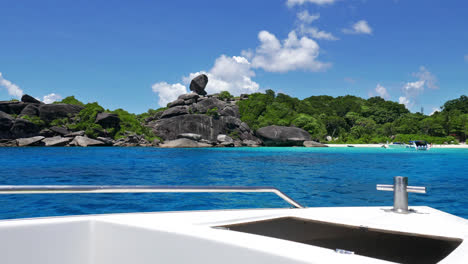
[[237, 90, 468, 144]]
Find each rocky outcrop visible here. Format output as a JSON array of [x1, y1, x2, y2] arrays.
[[65, 131, 85, 137], [177, 133, 202, 141], [21, 94, 42, 104], [19, 104, 40, 117], [242, 139, 261, 147], [50, 126, 70, 136], [38, 104, 84, 121], [189, 74, 208, 96], [42, 136, 73, 146], [159, 138, 211, 148], [16, 136, 45, 147], [0, 101, 27, 115], [95, 113, 120, 129], [113, 133, 151, 147], [0, 139, 16, 147], [0, 111, 14, 138], [150, 114, 258, 143], [69, 136, 105, 147], [256, 125, 311, 146], [10, 118, 40, 138], [147, 76, 259, 147], [160, 106, 189, 119], [303, 141, 328, 147]]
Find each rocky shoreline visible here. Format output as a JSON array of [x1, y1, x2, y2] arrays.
[[0, 74, 326, 148]]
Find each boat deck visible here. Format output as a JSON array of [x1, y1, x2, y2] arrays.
[[0, 206, 466, 264]]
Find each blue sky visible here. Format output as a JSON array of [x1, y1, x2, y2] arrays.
[[1, 0, 467, 114]]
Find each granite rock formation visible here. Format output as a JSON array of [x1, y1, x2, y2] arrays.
[[146, 91, 261, 147], [256, 125, 311, 146]]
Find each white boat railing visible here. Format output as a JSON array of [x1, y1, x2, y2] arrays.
[[0, 185, 305, 209]]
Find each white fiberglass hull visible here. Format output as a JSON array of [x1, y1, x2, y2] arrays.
[[0, 206, 466, 264]]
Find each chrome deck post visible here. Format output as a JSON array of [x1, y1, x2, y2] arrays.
[[377, 176, 427, 213]]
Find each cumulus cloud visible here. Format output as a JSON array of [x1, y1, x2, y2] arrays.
[[287, 0, 336, 7], [250, 30, 330, 72], [297, 10, 320, 24], [399, 96, 411, 108], [296, 11, 338, 41], [412, 66, 438, 89], [399, 66, 438, 110], [42, 93, 62, 104], [343, 20, 373, 35], [375, 84, 390, 99], [0, 72, 24, 98], [152, 55, 260, 107], [151, 82, 188, 106], [183, 55, 259, 95]]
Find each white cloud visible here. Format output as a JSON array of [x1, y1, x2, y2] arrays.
[[299, 25, 338, 40], [399, 66, 438, 110], [42, 93, 62, 104], [412, 66, 438, 89], [250, 30, 330, 72], [151, 82, 188, 106], [465, 54, 468, 62], [183, 55, 260, 95], [343, 20, 373, 35], [403, 80, 425, 96], [399, 96, 411, 108], [375, 84, 390, 99], [296, 11, 338, 40], [0, 72, 24, 98], [287, 0, 336, 7], [297, 10, 320, 24]]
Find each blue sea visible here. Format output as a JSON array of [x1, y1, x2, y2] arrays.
[[0, 147, 466, 220]]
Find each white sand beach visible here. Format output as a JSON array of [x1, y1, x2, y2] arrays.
[[325, 143, 468, 149]]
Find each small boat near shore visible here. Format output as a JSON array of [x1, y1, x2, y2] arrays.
[[407, 140, 431, 150], [0, 177, 466, 264]]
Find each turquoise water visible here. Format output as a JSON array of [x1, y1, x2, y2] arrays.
[[0, 147, 466, 219]]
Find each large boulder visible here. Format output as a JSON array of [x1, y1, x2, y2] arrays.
[[19, 104, 40, 117], [192, 98, 226, 114], [50, 126, 70, 136], [150, 114, 260, 142], [256, 125, 311, 146], [10, 118, 40, 138], [38, 104, 84, 121], [42, 136, 73, 146], [189, 74, 208, 96], [178, 93, 199, 101], [168, 99, 185, 108], [21, 94, 42, 104], [0, 139, 16, 147], [0, 111, 14, 138], [65, 131, 85, 137], [160, 106, 189, 119], [0, 101, 27, 115], [177, 133, 202, 141], [159, 138, 211, 148], [69, 136, 105, 147], [16, 136, 45, 147], [220, 105, 240, 118], [95, 113, 120, 128]]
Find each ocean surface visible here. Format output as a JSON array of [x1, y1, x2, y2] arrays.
[[0, 147, 466, 220]]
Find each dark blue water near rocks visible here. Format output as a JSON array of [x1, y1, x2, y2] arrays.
[[0, 147, 466, 220]]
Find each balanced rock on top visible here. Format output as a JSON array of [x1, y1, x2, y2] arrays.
[[189, 74, 208, 96]]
